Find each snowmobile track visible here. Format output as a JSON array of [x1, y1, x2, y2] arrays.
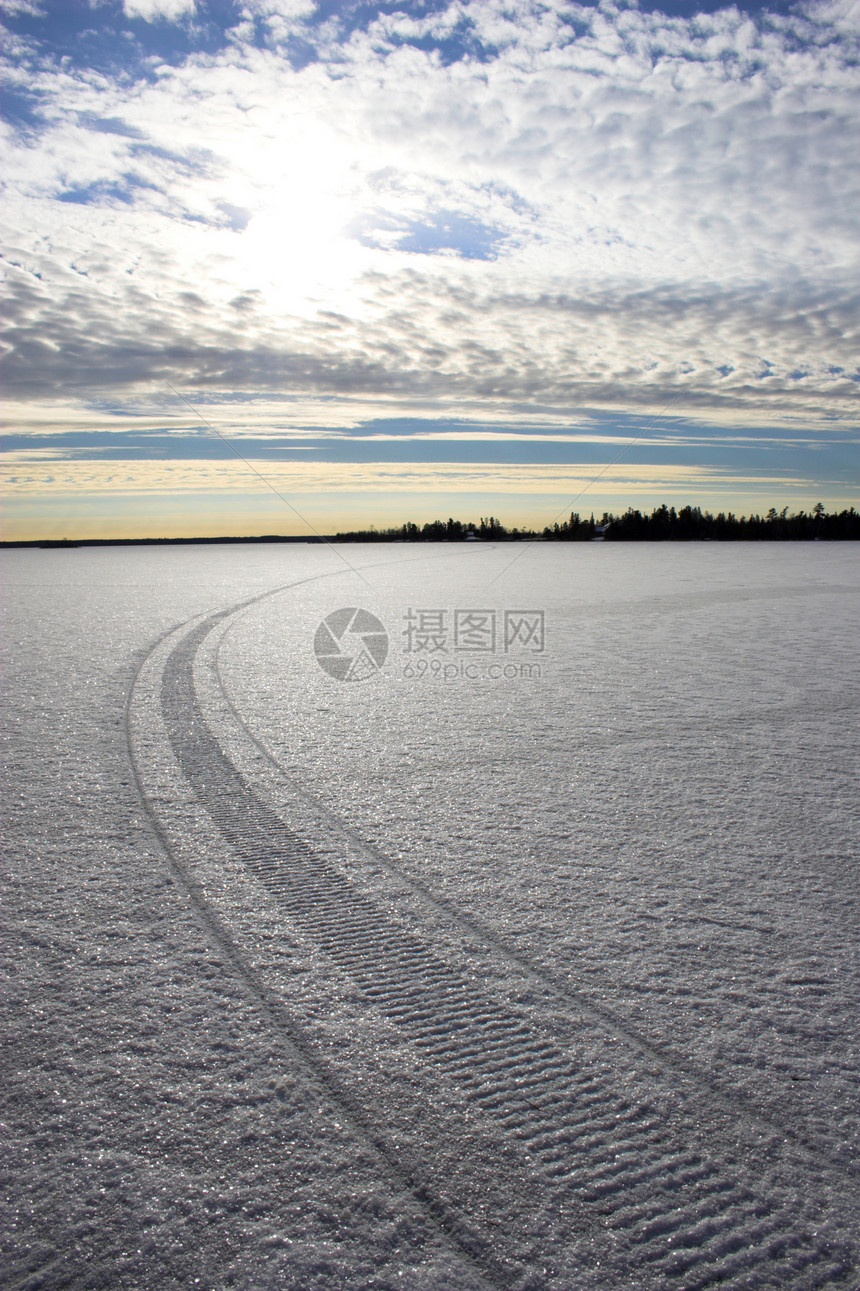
[[129, 586, 858, 1291]]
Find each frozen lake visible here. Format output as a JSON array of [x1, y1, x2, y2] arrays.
[[2, 541, 859, 1290]]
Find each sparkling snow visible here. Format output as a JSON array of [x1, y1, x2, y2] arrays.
[[2, 542, 858, 1290]]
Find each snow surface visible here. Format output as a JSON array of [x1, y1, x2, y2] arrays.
[[2, 542, 858, 1290]]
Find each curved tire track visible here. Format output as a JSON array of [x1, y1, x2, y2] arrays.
[[130, 585, 858, 1291], [212, 592, 858, 1180]]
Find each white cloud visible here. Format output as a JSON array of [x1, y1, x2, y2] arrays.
[[0, 0, 44, 14], [238, 0, 317, 19], [122, 0, 195, 20], [1, 0, 857, 434], [0, 457, 815, 498]]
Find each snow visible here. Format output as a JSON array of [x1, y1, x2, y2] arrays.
[[2, 542, 858, 1290]]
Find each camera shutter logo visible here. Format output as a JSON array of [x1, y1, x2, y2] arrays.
[[314, 608, 389, 681]]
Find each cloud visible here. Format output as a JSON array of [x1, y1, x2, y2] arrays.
[[0, 0, 44, 14], [0, 457, 817, 498], [2, 247, 855, 430], [122, 0, 196, 21], [1, 0, 857, 445]]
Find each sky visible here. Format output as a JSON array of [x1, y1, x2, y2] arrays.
[[1, 0, 858, 540]]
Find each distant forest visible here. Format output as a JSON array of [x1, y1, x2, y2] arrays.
[[5, 502, 858, 549], [334, 504, 860, 542]]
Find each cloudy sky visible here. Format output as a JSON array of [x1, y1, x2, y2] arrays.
[[1, 0, 857, 539]]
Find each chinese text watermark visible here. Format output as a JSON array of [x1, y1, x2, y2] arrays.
[[314, 607, 546, 682]]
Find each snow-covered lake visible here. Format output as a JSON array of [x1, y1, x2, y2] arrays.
[[3, 541, 858, 1290]]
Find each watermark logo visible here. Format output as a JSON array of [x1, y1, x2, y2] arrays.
[[503, 610, 545, 653], [402, 609, 545, 656], [314, 607, 389, 682], [314, 606, 546, 682], [401, 607, 546, 681]]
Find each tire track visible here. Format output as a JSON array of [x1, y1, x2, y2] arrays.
[[133, 590, 858, 1291], [130, 614, 521, 1290], [211, 602, 858, 1179]]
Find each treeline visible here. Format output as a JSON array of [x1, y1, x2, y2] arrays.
[[334, 515, 525, 541], [334, 504, 860, 542], [8, 535, 320, 549], [546, 503, 860, 541]]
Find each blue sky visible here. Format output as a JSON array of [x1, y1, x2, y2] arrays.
[[1, 0, 857, 538]]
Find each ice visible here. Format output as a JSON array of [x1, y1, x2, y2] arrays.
[[2, 541, 858, 1289]]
